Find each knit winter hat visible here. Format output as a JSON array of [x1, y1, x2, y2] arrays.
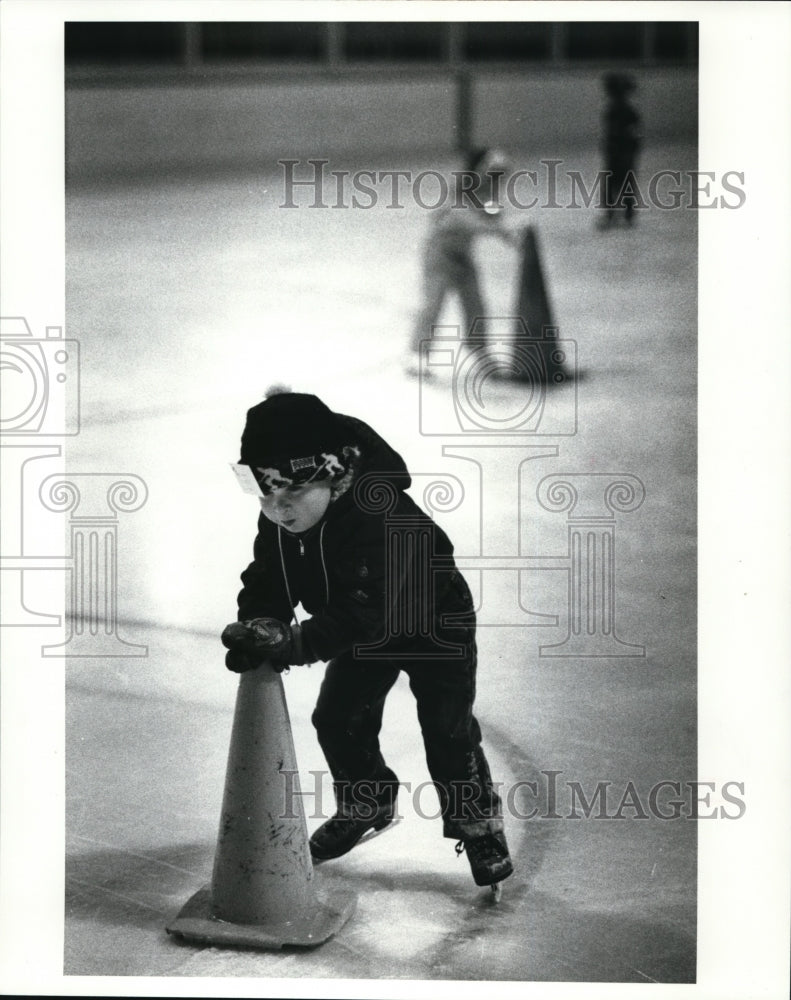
[[239, 388, 353, 495]]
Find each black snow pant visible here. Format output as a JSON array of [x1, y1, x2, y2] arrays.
[[605, 155, 638, 222], [311, 634, 503, 841]]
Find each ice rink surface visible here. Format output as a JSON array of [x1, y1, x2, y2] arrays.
[[64, 140, 697, 982]]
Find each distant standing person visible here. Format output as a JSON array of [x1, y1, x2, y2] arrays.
[[599, 73, 642, 228], [408, 147, 517, 371]]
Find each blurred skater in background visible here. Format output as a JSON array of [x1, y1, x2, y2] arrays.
[[599, 72, 642, 229], [407, 146, 519, 373]]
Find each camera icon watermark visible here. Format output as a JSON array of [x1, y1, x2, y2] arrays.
[[418, 317, 577, 438], [0, 317, 80, 435], [1, 316, 146, 656]]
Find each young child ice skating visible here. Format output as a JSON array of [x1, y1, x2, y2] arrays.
[[599, 72, 642, 228], [408, 146, 518, 369], [221, 388, 513, 889]]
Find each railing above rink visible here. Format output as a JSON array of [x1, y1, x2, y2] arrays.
[[65, 21, 698, 87]]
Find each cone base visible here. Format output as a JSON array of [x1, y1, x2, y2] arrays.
[[166, 884, 357, 951]]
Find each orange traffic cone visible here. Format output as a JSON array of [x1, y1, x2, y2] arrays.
[[166, 663, 356, 949]]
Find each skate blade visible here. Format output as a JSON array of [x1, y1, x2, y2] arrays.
[[489, 882, 503, 903], [358, 816, 401, 845], [311, 817, 401, 865]]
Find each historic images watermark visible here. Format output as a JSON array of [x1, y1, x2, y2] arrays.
[[0, 316, 148, 656], [278, 158, 746, 211], [278, 770, 746, 823]]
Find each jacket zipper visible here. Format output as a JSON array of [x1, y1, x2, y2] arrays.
[[284, 528, 328, 609], [277, 526, 297, 625]]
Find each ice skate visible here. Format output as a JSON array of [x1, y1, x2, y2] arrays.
[[455, 830, 513, 898], [310, 801, 397, 861]]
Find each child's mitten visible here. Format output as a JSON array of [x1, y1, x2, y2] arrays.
[[224, 647, 263, 673], [244, 617, 294, 662], [221, 617, 308, 669]]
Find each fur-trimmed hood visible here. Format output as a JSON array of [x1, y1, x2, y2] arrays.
[[326, 413, 412, 507]]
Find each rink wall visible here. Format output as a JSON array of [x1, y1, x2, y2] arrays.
[[65, 67, 697, 180]]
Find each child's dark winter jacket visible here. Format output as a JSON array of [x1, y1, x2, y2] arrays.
[[236, 415, 473, 665]]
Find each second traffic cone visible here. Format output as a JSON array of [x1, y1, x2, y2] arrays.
[[514, 225, 570, 384], [516, 224, 554, 339], [166, 663, 356, 950]]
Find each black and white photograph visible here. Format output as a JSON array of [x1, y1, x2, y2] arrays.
[[0, 1, 789, 997]]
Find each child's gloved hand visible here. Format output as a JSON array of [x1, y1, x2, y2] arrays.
[[244, 617, 294, 661], [221, 618, 297, 671], [224, 647, 268, 674]]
